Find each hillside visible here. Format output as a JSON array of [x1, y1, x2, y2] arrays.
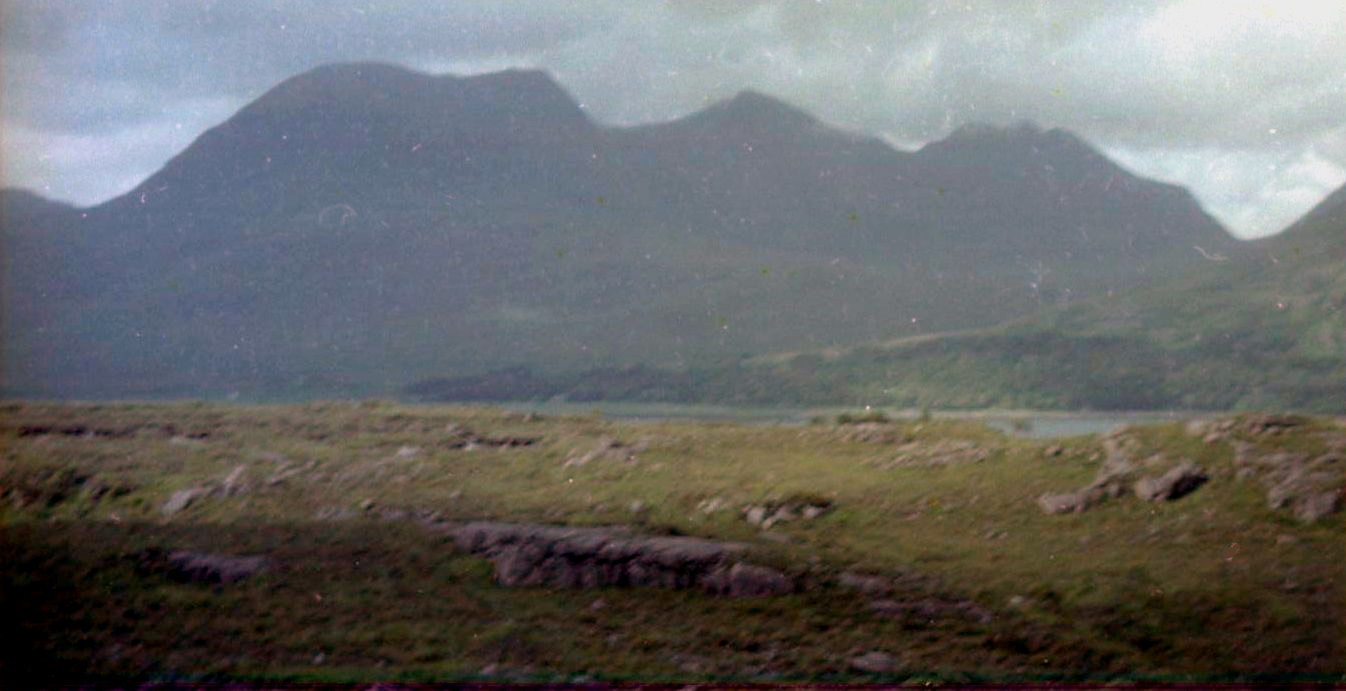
[[687, 183, 1346, 412], [2, 63, 1235, 400]]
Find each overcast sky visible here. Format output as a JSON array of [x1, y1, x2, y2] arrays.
[[3, 0, 1343, 238]]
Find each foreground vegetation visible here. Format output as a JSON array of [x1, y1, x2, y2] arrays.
[[2, 401, 1343, 683]]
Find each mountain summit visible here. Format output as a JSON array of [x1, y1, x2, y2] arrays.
[[3, 65, 1236, 399]]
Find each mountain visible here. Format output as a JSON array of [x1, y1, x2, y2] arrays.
[[2, 63, 1237, 400], [677, 182, 1345, 412]]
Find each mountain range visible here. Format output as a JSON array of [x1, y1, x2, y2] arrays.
[[0, 63, 1266, 402], [417, 182, 1343, 412]]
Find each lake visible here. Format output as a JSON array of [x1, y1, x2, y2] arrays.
[[486, 401, 1201, 438]]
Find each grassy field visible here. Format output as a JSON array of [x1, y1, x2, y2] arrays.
[[2, 400, 1342, 683]]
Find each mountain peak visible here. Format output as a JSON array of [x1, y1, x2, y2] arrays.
[[921, 120, 1105, 165], [245, 63, 585, 124], [686, 89, 819, 133]]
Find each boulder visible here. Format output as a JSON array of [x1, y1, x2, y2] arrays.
[[1134, 461, 1208, 502], [703, 562, 794, 598], [452, 522, 790, 597], [158, 550, 269, 584], [1294, 490, 1342, 523], [160, 487, 207, 516], [1037, 489, 1104, 514], [850, 651, 899, 674], [838, 572, 893, 597]]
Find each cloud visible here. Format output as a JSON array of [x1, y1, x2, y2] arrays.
[[3, 0, 1344, 236]]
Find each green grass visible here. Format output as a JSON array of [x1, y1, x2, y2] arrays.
[[2, 401, 1343, 683]]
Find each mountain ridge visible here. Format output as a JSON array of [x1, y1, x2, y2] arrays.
[[3, 63, 1250, 400]]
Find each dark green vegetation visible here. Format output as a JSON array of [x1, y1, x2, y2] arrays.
[[408, 182, 1346, 412], [732, 181, 1346, 412], [3, 401, 1342, 683], [2, 63, 1235, 401]]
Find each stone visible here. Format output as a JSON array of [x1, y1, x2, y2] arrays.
[[744, 506, 768, 526], [1037, 490, 1095, 514], [869, 597, 994, 625], [221, 465, 247, 496], [395, 445, 421, 459], [837, 571, 893, 597], [703, 562, 794, 598], [315, 506, 355, 521], [161, 487, 207, 516], [697, 497, 728, 514], [802, 504, 829, 520], [850, 651, 898, 674], [452, 522, 784, 597], [1134, 461, 1208, 502], [163, 551, 269, 584], [1293, 490, 1341, 524]]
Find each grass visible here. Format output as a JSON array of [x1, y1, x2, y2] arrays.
[[2, 400, 1343, 683]]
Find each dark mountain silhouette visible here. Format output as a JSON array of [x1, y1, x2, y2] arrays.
[[698, 182, 1345, 411], [2, 63, 1238, 399]]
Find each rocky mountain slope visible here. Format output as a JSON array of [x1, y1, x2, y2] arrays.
[[2, 63, 1235, 399]]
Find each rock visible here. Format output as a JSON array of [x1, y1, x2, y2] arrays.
[[1237, 413, 1307, 437], [837, 571, 893, 597], [1293, 490, 1341, 524], [445, 425, 539, 450], [162, 550, 269, 583], [161, 487, 207, 516], [802, 504, 830, 520], [1043, 445, 1064, 458], [221, 465, 248, 496], [315, 506, 356, 521], [452, 522, 787, 597], [395, 445, 421, 459], [869, 597, 993, 625], [697, 497, 728, 514], [1037, 490, 1097, 514], [628, 500, 646, 514], [703, 562, 794, 597], [1134, 461, 1208, 502], [743, 498, 833, 527], [850, 651, 898, 674]]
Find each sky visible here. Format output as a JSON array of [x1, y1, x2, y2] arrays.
[[2, 0, 1344, 239]]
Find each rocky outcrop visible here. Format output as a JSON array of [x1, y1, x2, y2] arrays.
[[443, 423, 538, 450], [1037, 441, 1138, 514], [1187, 413, 1309, 444], [1134, 461, 1208, 502], [160, 487, 208, 516], [1232, 434, 1343, 523], [453, 522, 793, 597], [1039, 434, 1208, 514], [741, 496, 834, 529], [138, 547, 270, 584]]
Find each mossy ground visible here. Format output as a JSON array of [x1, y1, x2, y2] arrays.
[[2, 401, 1342, 683]]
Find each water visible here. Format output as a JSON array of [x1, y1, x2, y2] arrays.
[[487, 401, 1199, 438]]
